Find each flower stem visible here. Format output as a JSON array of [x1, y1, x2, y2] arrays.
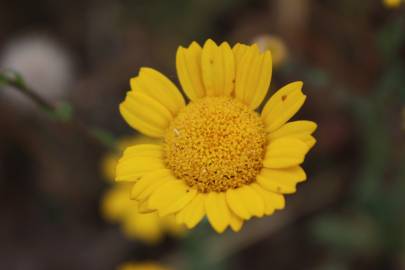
[[0, 70, 117, 151]]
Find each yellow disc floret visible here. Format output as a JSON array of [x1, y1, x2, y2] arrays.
[[164, 97, 266, 193]]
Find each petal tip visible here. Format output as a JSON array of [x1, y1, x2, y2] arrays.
[[204, 38, 217, 47]]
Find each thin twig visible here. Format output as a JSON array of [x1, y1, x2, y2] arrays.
[[0, 71, 117, 152]]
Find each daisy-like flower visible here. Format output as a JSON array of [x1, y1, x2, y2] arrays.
[[101, 136, 185, 244], [117, 39, 316, 233]]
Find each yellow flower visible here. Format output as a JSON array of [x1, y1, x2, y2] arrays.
[[118, 262, 171, 270], [102, 183, 184, 243], [251, 35, 288, 67], [101, 136, 185, 244], [383, 0, 402, 8], [117, 39, 317, 233]]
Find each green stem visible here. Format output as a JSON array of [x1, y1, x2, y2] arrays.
[[0, 71, 117, 151]]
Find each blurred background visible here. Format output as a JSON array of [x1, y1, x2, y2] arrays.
[[0, 0, 405, 269]]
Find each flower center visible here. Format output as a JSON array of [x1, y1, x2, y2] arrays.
[[163, 97, 266, 193]]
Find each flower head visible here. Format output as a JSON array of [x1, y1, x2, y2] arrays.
[[101, 136, 185, 243], [117, 39, 317, 233]]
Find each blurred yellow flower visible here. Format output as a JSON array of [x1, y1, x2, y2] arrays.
[[101, 136, 185, 244], [383, 0, 402, 8], [102, 182, 184, 243], [117, 39, 316, 233], [118, 262, 171, 270], [251, 35, 288, 67]]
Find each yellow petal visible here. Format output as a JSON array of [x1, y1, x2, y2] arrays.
[[251, 183, 285, 215], [119, 144, 163, 160], [229, 211, 243, 232], [234, 44, 272, 110], [226, 188, 251, 219], [119, 91, 172, 137], [116, 157, 165, 182], [130, 169, 173, 200], [148, 180, 194, 216], [226, 185, 265, 220], [101, 184, 132, 221], [137, 198, 154, 213], [268, 121, 317, 148], [119, 98, 162, 137], [256, 166, 306, 194], [201, 39, 235, 97], [205, 192, 231, 233], [130, 67, 185, 116], [176, 42, 205, 100], [263, 138, 309, 168], [136, 175, 173, 202], [159, 188, 197, 216], [304, 136, 317, 149], [116, 145, 166, 182], [233, 43, 250, 68], [175, 206, 186, 225], [261, 81, 307, 133], [176, 193, 205, 229], [240, 185, 265, 218]]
